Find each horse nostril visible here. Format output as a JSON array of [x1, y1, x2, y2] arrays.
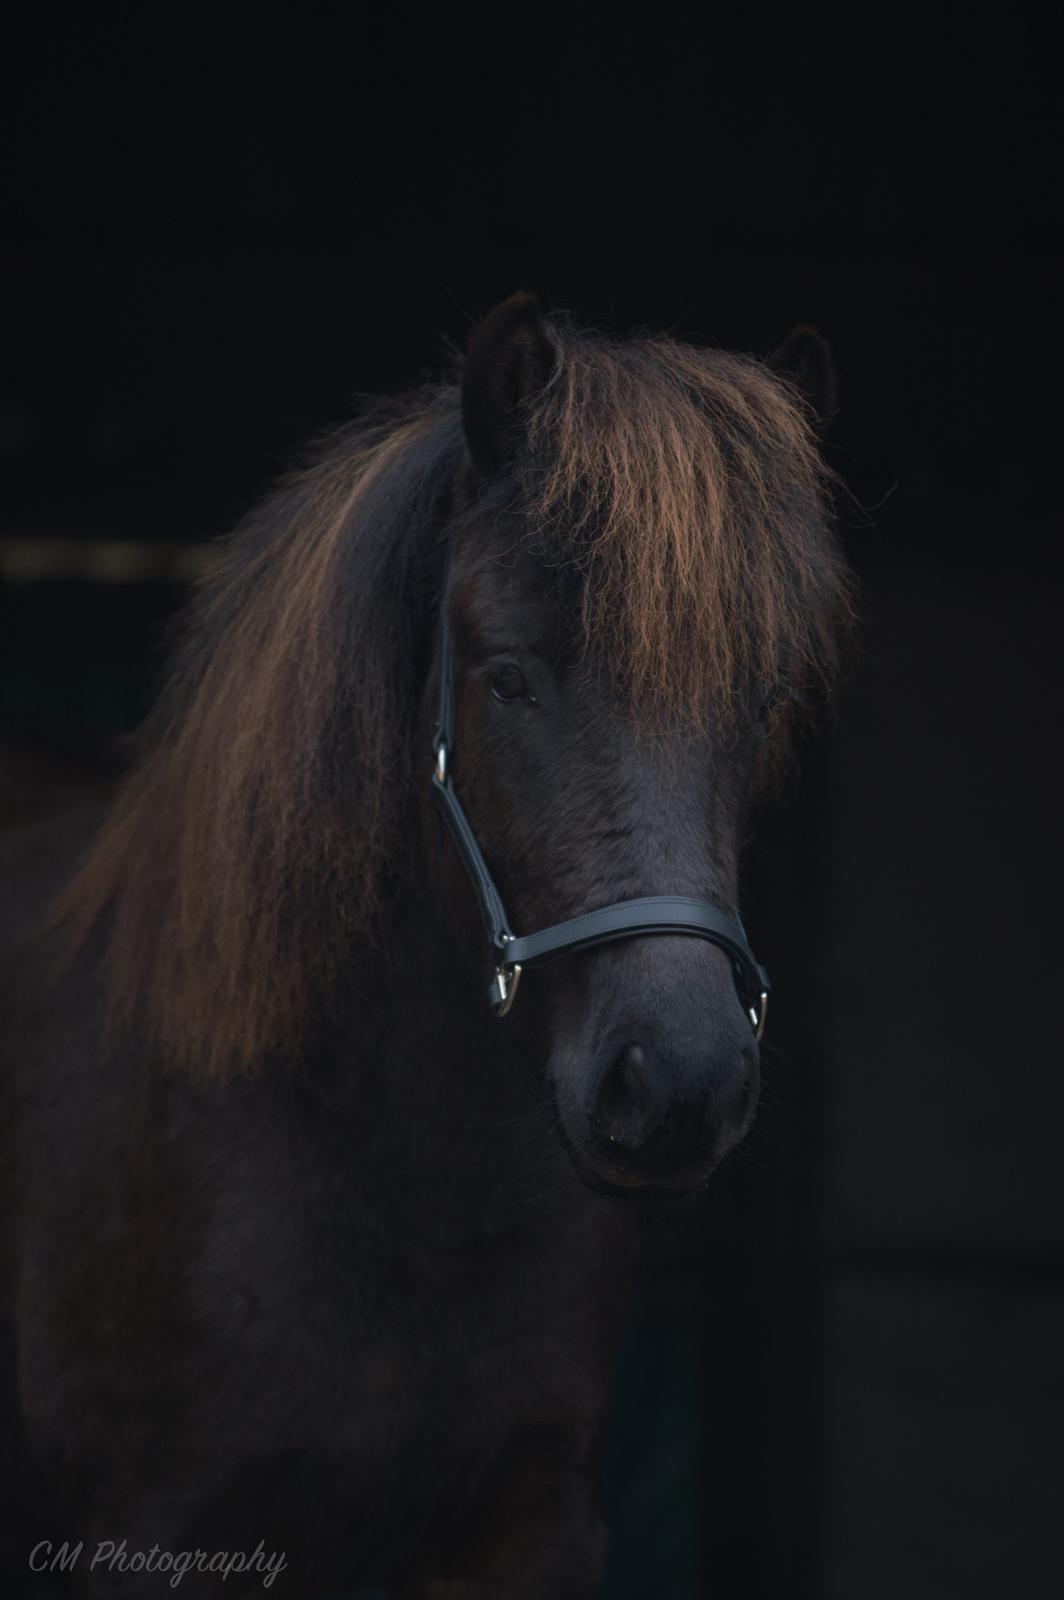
[[595, 1043, 654, 1147], [616, 1043, 645, 1103], [734, 1068, 754, 1127]]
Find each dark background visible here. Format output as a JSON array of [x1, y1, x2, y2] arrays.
[[2, 6, 1061, 1597]]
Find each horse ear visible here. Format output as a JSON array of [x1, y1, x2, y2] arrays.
[[768, 325, 838, 430], [462, 293, 557, 476]]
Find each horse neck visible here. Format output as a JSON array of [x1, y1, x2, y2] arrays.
[[312, 871, 556, 1164], [280, 905, 580, 1249], [377, 877, 529, 1110]]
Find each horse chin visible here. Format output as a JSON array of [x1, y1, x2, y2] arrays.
[[551, 1111, 716, 1200]]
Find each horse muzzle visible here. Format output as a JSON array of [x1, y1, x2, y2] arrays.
[[547, 945, 762, 1193]]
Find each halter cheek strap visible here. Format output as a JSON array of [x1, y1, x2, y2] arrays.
[[429, 613, 769, 1035]]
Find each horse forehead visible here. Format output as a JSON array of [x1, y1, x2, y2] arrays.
[[449, 555, 559, 639]]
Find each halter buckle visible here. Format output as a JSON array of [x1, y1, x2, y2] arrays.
[[491, 957, 522, 1017], [434, 744, 447, 783], [749, 989, 769, 1040]]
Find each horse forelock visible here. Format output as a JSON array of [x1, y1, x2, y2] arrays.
[[521, 329, 852, 728]]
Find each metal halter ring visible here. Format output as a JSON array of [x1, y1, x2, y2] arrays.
[[749, 989, 769, 1041], [491, 940, 522, 1017]]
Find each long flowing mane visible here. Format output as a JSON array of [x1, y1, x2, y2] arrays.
[[56, 320, 851, 1076]]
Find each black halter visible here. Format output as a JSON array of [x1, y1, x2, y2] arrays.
[[430, 612, 769, 1034]]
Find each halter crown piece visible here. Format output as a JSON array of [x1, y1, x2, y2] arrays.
[[430, 609, 769, 1034]]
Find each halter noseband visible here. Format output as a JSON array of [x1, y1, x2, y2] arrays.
[[429, 612, 769, 1036]]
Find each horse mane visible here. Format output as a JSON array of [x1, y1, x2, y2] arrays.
[[55, 320, 851, 1077]]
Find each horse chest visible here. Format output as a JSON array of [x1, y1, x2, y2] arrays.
[[197, 1156, 631, 1463], [181, 1215, 626, 1581]]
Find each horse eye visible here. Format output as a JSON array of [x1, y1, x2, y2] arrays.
[[490, 663, 531, 704]]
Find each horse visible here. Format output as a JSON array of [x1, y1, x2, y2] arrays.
[[0, 294, 852, 1597]]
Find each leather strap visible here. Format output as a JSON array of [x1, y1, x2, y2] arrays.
[[431, 768, 514, 952], [432, 609, 457, 767], [504, 897, 766, 997]]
